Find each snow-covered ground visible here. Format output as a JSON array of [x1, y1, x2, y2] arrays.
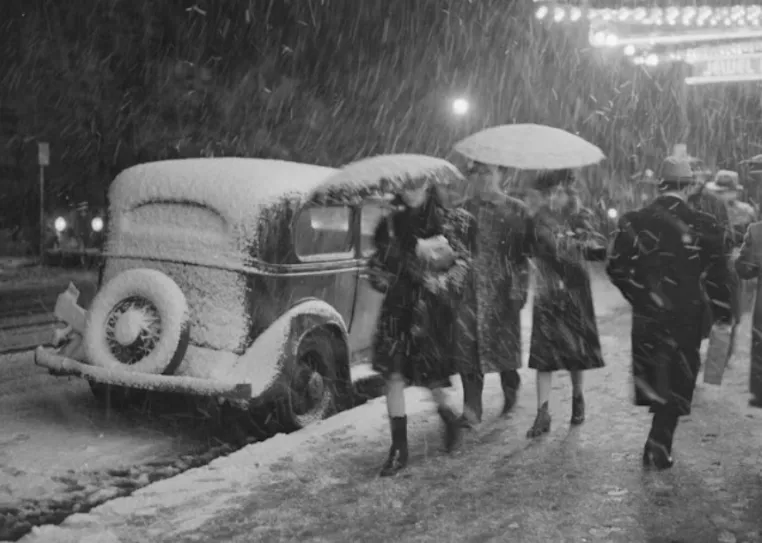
[[20, 265, 721, 543], [0, 351, 220, 509]]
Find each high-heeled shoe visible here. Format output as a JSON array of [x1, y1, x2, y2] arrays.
[[642, 438, 674, 470], [379, 416, 409, 477], [570, 393, 585, 425], [527, 402, 551, 438]]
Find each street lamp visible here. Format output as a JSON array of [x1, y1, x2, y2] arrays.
[[54, 217, 67, 233], [451, 97, 470, 116], [91, 217, 104, 232]]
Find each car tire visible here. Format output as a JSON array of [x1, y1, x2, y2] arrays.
[[84, 268, 190, 375], [275, 329, 342, 431]]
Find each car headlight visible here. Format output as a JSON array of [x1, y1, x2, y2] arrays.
[[607, 208, 618, 220], [54, 217, 67, 233], [91, 217, 104, 232]]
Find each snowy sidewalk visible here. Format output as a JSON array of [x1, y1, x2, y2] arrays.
[[19, 284, 762, 542]]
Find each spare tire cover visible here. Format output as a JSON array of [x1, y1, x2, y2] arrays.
[[84, 268, 190, 374]]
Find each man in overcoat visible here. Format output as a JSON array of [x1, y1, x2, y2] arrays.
[[454, 162, 531, 426], [734, 220, 762, 407], [606, 156, 732, 470]]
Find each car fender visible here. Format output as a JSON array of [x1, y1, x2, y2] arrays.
[[222, 298, 348, 400]]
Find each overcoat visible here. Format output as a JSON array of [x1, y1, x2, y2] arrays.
[[607, 195, 732, 416], [527, 203, 606, 372], [735, 221, 762, 400]]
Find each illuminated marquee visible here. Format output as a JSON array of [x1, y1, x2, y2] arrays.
[[534, 1, 762, 84], [686, 53, 762, 84]]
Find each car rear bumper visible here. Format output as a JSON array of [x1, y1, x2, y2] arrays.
[[34, 346, 252, 400]]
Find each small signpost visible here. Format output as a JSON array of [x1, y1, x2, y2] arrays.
[[38, 142, 49, 260]]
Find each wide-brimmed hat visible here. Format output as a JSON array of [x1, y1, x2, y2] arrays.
[[705, 170, 742, 193], [658, 156, 696, 190]]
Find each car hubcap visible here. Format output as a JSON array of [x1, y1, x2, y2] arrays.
[[105, 296, 161, 365]]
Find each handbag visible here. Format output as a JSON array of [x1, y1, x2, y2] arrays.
[[703, 322, 733, 385]]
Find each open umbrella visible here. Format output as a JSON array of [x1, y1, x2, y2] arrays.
[[453, 124, 605, 170]]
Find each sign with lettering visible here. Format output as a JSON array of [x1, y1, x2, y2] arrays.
[[688, 54, 762, 84], [38, 142, 49, 166]]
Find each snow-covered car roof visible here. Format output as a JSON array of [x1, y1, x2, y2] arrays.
[[307, 154, 463, 205], [107, 158, 338, 263], [111, 158, 337, 217]]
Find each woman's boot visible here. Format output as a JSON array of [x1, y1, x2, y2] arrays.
[[527, 401, 551, 438], [570, 393, 585, 425], [380, 416, 409, 477], [438, 406, 462, 452], [500, 370, 521, 415], [460, 372, 484, 428]]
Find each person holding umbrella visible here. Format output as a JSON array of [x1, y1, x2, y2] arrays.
[[452, 124, 606, 429], [523, 169, 607, 438], [451, 161, 533, 425], [606, 156, 732, 469]]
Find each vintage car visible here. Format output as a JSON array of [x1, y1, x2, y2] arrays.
[[34, 154, 462, 430]]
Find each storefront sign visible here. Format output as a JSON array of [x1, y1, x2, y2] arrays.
[[687, 54, 762, 84]]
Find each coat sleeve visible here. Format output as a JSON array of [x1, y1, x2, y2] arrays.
[[736, 224, 760, 280], [696, 211, 733, 323], [605, 212, 654, 309], [572, 208, 608, 261], [523, 215, 586, 288]]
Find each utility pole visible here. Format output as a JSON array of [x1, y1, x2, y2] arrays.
[[38, 142, 49, 262]]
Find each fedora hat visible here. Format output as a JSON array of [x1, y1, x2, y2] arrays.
[[705, 170, 742, 193]]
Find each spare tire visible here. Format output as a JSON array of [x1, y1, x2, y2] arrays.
[[84, 268, 190, 375]]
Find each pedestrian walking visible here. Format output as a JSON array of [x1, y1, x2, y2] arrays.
[[452, 161, 532, 426], [606, 156, 732, 470], [688, 175, 742, 354], [369, 184, 476, 477], [734, 220, 762, 408], [524, 169, 607, 438]]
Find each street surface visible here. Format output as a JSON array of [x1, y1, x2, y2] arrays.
[[0, 270, 97, 353], [0, 350, 222, 509], [22, 265, 762, 543]]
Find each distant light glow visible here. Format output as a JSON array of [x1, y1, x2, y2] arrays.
[[624, 44, 636, 56], [452, 98, 470, 116], [645, 53, 660, 66], [607, 208, 619, 220], [54, 217, 67, 233], [91, 217, 104, 232]]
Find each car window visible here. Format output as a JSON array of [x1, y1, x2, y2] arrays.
[[361, 202, 394, 257], [294, 205, 354, 261]]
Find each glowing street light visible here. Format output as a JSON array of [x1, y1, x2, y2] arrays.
[[451, 98, 470, 116], [54, 217, 67, 233], [91, 217, 104, 232]]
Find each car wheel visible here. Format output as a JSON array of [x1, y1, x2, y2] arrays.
[[84, 268, 190, 375], [276, 330, 341, 430]]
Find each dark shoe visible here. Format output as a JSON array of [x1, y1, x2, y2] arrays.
[[461, 372, 484, 427], [379, 416, 409, 477], [500, 370, 521, 415], [570, 393, 585, 425], [642, 438, 674, 470], [526, 402, 551, 438], [438, 406, 462, 453]]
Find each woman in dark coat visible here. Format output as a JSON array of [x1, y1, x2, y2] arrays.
[[369, 184, 475, 477], [525, 170, 607, 438]]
